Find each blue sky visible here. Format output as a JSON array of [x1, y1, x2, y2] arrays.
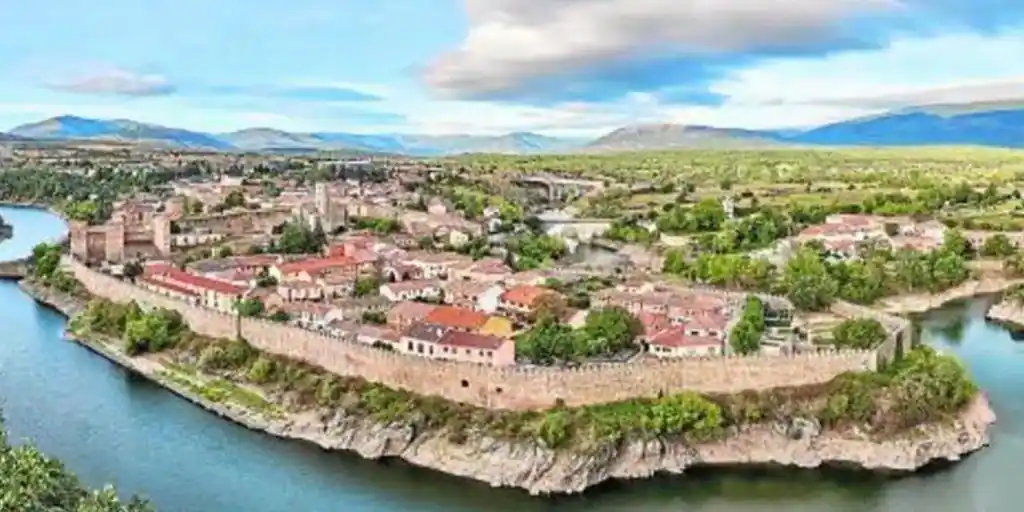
[[3, 0, 1024, 136]]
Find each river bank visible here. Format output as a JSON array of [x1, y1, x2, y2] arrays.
[[17, 279, 998, 495], [879, 277, 1024, 315]]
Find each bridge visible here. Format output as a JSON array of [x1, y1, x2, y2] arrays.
[[537, 212, 613, 242], [0, 259, 29, 279], [513, 175, 604, 201]]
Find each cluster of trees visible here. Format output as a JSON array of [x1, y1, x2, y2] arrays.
[[542, 276, 615, 309], [30, 243, 80, 294], [817, 346, 976, 433], [1, 413, 151, 511], [830, 318, 888, 349], [72, 299, 186, 356], [350, 217, 400, 235], [664, 233, 973, 311], [505, 232, 566, 271], [63, 199, 113, 225], [689, 210, 793, 254], [444, 186, 523, 223], [728, 297, 765, 355], [515, 307, 642, 364], [265, 221, 326, 254], [656, 199, 728, 234], [604, 218, 657, 245]]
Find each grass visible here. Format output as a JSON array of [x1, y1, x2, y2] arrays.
[[159, 367, 283, 418]]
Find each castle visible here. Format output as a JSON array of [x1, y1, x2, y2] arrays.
[[70, 201, 171, 263]]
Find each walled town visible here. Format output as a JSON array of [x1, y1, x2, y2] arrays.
[[1, 143, 998, 492]]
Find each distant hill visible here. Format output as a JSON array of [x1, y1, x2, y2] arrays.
[[220, 129, 584, 155], [6, 116, 584, 155], [585, 123, 787, 151], [10, 115, 233, 150], [0, 132, 26, 142], [786, 108, 1024, 147], [12, 103, 1024, 155]]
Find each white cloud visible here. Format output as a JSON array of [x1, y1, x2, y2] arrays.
[[423, 0, 896, 97], [10, 29, 1024, 136], [45, 66, 175, 97], [715, 31, 1024, 108]]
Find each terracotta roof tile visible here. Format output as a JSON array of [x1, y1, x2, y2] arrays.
[[424, 305, 488, 330]]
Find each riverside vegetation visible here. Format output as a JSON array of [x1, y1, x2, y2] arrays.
[[35, 234, 977, 456], [0, 414, 151, 511]]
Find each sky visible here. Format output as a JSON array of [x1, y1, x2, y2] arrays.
[[3, 0, 1024, 137]]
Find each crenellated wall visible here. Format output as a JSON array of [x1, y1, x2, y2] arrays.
[[68, 258, 879, 411]]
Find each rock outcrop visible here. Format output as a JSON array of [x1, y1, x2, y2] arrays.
[[19, 280, 997, 495]]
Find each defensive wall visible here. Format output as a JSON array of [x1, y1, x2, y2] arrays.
[[68, 257, 879, 411]]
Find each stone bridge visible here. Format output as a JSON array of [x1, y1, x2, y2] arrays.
[[0, 259, 29, 279], [514, 176, 604, 201]]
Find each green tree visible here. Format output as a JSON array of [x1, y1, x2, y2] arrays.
[[234, 298, 265, 318], [831, 318, 887, 349], [222, 189, 246, 209], [0, 413, 152, 511], [782, 246, 838, 311], [981, 233, 1016, 258], [353, 276, 381, 297]]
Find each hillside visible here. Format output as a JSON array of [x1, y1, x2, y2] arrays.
[[6, 116, 583, 155], [585, 123, 787, 151], [10, 115, 233, 150], [10, 103, 1024, 155], [788, 108, 1024, 147], [221, 130, 584, 155]]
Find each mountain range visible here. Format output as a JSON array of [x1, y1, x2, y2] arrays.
[[4, 102, 1024, 155]]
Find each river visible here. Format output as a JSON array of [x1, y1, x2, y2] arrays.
[[1, 205, 1023, 511]]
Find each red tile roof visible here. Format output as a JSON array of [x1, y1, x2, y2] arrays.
[[649, 327, 721, 348], [500, 285, 551, 307], [438, 330, 505, 350], [424, 305, 489, 330], [387, 301, 437, 324], [139, 276, 198, 297], [156, 268, 246, 295], [275, 256, 358, 276]]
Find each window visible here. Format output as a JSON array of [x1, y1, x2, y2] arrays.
[[495, 387, 503, 394], [417, 343, 424, 354], [460, 379, 469, 388]]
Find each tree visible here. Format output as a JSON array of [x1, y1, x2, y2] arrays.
[[580, 307, 643, 353], [941, 229, 974, 259], [831, 318, 887, 349], [981, 233, 1016, 258], [1, 412, 152, 511], [353, 276, 381, 297], [781, 246, 838, 311], [222, 189, 246, 209], [531, 292, 568, 322], [274, 222, 323, 254], [234, 298, 264, 318], [729, 296, 765, 355], [122, 261, 144, 281]]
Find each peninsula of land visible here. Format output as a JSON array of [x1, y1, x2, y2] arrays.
[[19, 276, 995, 495]]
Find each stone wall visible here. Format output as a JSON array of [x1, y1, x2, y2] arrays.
[[68, 258, 879, 411]]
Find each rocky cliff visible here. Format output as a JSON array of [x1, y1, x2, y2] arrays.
[[19, 280, 996, 495]]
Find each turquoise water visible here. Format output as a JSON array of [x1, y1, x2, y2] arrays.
[[1, 205, 1022, 512]]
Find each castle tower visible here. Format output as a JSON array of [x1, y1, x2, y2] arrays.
[[314, 182, 334, 232], [104, 222, 126, 262], [69, 221, 90, 261], [152, 214, 171, 256]]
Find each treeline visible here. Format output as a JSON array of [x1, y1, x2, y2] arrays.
[[664, 231, 976, 311]]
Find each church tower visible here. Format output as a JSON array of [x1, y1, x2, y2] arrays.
[[314, 183, 333, 232]]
